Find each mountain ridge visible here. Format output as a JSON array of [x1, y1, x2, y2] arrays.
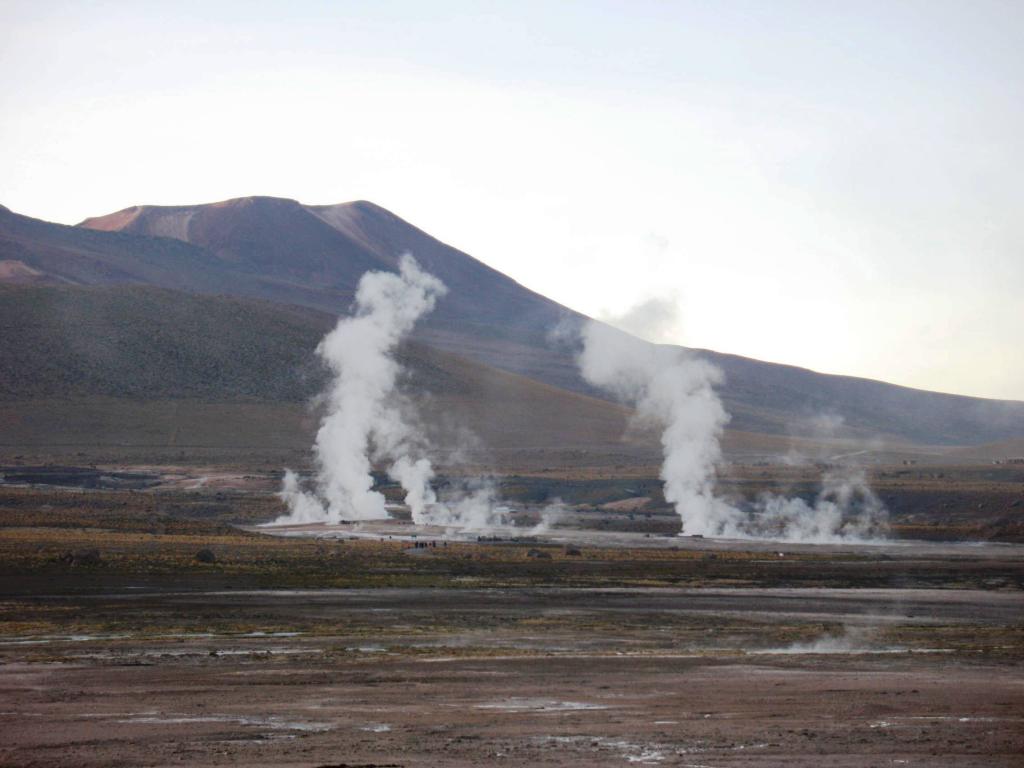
[[2, 197, 1022, 446]]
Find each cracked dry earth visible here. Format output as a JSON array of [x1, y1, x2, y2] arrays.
[[1, 587, 1023, 767]]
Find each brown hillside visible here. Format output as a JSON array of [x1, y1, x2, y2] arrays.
[[0, 284, 649, 467], [3, 199, 1022, 446], [76, 196, 1024, 446]]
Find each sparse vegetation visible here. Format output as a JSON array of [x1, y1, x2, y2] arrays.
[[0, 482, 1021, 597]]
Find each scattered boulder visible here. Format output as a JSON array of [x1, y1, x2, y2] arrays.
[[564, 546, 582, 556], [195, 548, 217, 564], [526, 548, 552, 559]]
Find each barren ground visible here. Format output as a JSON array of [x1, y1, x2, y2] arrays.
[[1, 588, 1022, 767], [0, 468, 1022, 766]]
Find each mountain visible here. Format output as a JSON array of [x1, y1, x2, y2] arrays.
[[2, 197, 1023, 448], [0, 200, 361, 318], [0, 284, 658, 467], [79, 197, 578, 385]]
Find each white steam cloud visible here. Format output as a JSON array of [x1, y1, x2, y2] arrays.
[[577, 304, 888, 542], [275, 254, 445, 524], [274, 254, 510, 531], [579, 320, 735, 536], [528, 499, 569, 535], [434, 476, 510, 532], [750, 468, 888, 542]]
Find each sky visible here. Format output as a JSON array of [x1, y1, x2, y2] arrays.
[[2, 0, 1022, 400]]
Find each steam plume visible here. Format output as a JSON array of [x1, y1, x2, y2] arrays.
[[751, 413, 888, 541], [579, 320, 735, 535], [433, 476, 509, 531], [276, 254, 446, 524], [577, 307, 888, 542], [274, 255, 512, 532]]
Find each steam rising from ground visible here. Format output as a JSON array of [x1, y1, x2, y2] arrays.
[[274, 255, 508, 530], [578, 305, 888, 542], [276, 255, 444, 524], [755, 625, 886, 655], [274, 261, 885, 542], [432, 476, 510, 531], [752, 468, 888, 542], [528, 499, 569, 535], [579, 320, 735, 536]]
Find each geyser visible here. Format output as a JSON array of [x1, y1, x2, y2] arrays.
[[577, 313, 888, 542], [274, 254, 511, 531], [578, 320, 735, 536], [276, 254, 446, 524]]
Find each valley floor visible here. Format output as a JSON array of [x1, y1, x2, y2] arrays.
[[0, 471, 1022, 766], [1, 587, 1022, 767]]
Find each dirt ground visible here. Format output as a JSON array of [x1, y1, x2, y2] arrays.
[[0, 470, 1022, 766], [1, 587, 1022, 767]]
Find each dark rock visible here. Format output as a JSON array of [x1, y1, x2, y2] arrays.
[[195, 548, 217, 564]]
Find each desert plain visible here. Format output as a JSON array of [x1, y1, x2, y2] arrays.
[[1, 463, 1022, 767]]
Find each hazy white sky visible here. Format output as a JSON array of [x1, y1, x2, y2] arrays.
[[2, 1, 1022, 400]]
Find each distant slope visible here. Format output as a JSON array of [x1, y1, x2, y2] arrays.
[[77, 197, 1024, 446], [692, 348, 1024, 445], [1, 202, 240, 291], [0, 202, 360, 316], [80, 196, 582, 391], [0, 259, 60, 285], [0, 284, 648, 466], [943, 438, 1024, 462], [81, 196, 390, 287], [80, 197, 570, 339], [0, 284, 327, 401], [2, 198, 1022, 446]]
